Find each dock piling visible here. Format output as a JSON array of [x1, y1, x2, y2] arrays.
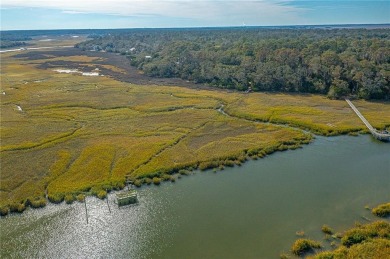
[[84, 197, 89, 224], [106, 197, 111, 213]]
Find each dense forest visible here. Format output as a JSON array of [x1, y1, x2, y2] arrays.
[[76, 28, 390, 100]]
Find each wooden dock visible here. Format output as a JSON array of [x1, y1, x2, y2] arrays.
[[116, 189, 138, 206], [346, 99, 390, 142]]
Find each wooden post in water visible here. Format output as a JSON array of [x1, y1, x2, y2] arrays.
[[84, 197, 89, 224], [106, 197, 111, 213]]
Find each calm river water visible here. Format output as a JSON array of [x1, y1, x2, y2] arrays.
[[1, 135, 389, 258]]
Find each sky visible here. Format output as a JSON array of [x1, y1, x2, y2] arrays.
[[1, 1, 389, 30]]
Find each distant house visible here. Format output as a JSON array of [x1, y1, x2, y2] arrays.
[[145, 55, 152, 59], [130, 47, 136, 52]]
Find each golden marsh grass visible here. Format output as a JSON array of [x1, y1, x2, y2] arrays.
[[1, 49, 389, 215]]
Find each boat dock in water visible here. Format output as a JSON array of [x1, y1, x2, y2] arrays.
[[116, 189, 138, 206]]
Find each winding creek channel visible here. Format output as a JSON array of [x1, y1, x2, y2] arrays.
[[1, 135, 389, 258]]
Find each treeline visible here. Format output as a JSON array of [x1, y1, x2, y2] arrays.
[[76, 28, 390, 99], [0, 40, 28, 49], [0, 33, 31, 49]]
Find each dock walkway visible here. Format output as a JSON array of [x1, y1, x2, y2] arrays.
[[346, 99, 390, 141]]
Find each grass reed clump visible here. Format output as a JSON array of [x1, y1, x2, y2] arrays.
[[372, 202, 390, 217], [48, 193, 64, 204], [309, 221, 390, 259], [321, 225, 333, 235], [29, 197, 47, 208], [97, 190, 107, 199], [162, 174, 171, 181], [0, 206, 10, 216], [64, 194, 75, 204], [153, 177, 161, 185], [179, 169, 191, 175], [341, 221, 390, 247], [9, 202, 26, 213], [76, 194, 85, 202], [291, 238, 322, 256], [134, 179, 142, 187]]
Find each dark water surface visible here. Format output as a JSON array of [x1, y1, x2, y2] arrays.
[[1, 135, 389, 258]]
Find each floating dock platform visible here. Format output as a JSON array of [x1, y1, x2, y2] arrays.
[[116, 189, 138, 206]]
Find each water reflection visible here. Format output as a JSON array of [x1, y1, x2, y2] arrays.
[[1, 135, 389, 258]]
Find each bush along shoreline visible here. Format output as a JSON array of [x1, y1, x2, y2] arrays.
[[283, 205, 390, 258]]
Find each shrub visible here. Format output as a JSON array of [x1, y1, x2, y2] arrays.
[[97, 190, 107, 199], [342, 221, 390, 247], [9, 202, 26, 213], [307, 221, 390, 258], [198, 162, 209, 171], [291, 238, 322, 256], [237, 154, 247, 162], [199, 161, 219, 171], [76, 194, 85, 202], [64, 194, 75, 204], [48, 193, 64, 203], [153, 177, 161, 185], [112, 181, 125, 190], [29, 197, 47, 208], [341, 229, 369, 247], [322, 225, 333, 235], [134, 179, 142, 187], [313, 251, 335, 259], [372, 202, 390, 217], [278, 144, 288, 151], [224, 160, 235, 167], [170, 176, 176, 182], [342, 238, 390, 258], [101, 184, 113, 192], [0, 205, 9, 216], [179, 169, 191, 175], [162, 174, 171, 181], [145, 178, 152, 185]]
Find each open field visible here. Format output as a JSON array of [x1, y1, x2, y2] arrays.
[[1, 47, 389, 215]]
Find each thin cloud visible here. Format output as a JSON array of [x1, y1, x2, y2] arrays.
[[62, 10, 89, 15], [2, 0, 308, 25]]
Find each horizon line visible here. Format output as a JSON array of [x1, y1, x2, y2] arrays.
[[2, 23, 390, 32]]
